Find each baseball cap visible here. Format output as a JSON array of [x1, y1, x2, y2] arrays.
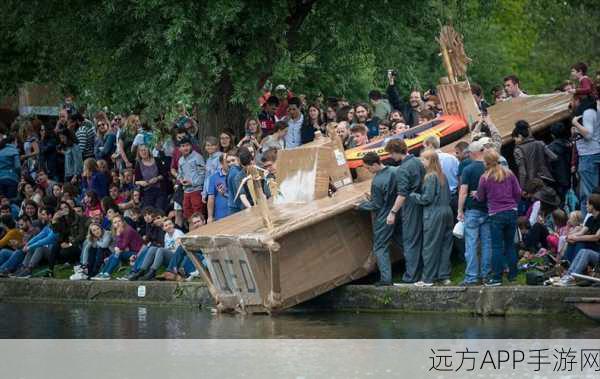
[[467, 140, 484, 153]]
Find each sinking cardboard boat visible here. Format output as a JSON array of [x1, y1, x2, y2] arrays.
[[179, 144, 387, 314]]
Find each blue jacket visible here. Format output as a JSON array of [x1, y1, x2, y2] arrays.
[[27, 224, 58, 251], [0, 144, 21, 182], [226, 164, 243, 212], [82, 172, 109, 198], [94, 133, 116, 161]]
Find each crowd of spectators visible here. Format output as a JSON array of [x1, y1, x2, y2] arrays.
[[0, 63, 597, 287]]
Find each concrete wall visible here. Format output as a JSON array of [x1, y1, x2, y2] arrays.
[[0, 279, 596, 316], [305, 284, 600, 316]]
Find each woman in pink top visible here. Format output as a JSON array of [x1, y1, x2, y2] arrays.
[[92, 215, 143, 280], [476, 150, 522, 286]]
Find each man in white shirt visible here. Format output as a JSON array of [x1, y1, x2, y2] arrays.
[[284, 97, 303, 148], [503, 75, 528, 98]]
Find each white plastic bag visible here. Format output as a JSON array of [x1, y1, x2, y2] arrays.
[[453, 221, 464, 239]]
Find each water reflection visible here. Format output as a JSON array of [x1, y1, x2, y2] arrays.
[[1, 301, 598, 339]]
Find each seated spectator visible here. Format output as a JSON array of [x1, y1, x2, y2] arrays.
[[48, 201, 87, 276], [124, 208, 165, 281], [138, 218, 185, 281], [563, 193, 600, 263], [0, 215, 24, 276], [70, 222, 113, 280], [164, 212, 206, 281], [13, 207, 57, 278], [554, 248, 600, 286], [83, 190, 102, 219], [92, 215, 143, 280]]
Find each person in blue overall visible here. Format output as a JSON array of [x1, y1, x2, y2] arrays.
[[356, 152, 397, 286], [385, 139, 426, 283]]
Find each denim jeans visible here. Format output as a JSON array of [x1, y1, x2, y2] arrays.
[[167, 246, 206, 273], [101, 251, 135, 275], [567, 248, 600, 275], [489, 210, 518, 281], [578, 153, 600, 216], [0, 249, 23, 273], [463, 209, 492, 283], [564, 242, 586, 263]]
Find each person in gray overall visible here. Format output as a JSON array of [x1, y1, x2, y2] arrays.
[[356, 152, 397, 286], [385, 139, 425, 283], [409, 150, 454, 286]]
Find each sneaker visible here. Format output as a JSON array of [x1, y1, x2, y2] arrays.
[[414, 281, 434, 287], [185, 270, 200, 282], [553, 275, 576, 287], [91, 273, 111, 281], [373, 280, 392, 287], [484, 279, 502, 287], [16, 268, 32, 279], [459, 280, 479, 287], [70, 271, 88, 281], [124, 270, 144, 281], [438, 279, 452, 286], [140, 269, 156, 281]]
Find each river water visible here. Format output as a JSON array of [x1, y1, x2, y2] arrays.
[[1, 301, 598, 338]]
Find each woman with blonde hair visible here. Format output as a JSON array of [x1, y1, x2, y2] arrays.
[[409, 149, 454, 287], [476, 149, 522, 286], [70, 221, 113, 280]]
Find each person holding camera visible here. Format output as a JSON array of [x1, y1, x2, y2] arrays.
[[385, 70, 421, 127]]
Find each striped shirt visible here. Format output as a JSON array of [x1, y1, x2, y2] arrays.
[[76, 120, 96, 159]]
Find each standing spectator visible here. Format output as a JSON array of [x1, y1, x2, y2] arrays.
[[71, 113, 95, 160], [57, 129, 83, 183], [260, 122, 288, 154], [300, 104, 324, 144], [471, 83, 490, 112], [0, 135, 21, 199], [409, 150, 454, 286], [207, 154, 230, 223], [356, 152, 396, 286], [336, 105, 355, 125], [386, 72, 421, 127], [512, 120, 557, 188], [369, 90, 391, 121], [569, 62, 597, 104], [284, 97, 304, 148], [177, 136, 206, 221], [225, 149, 242, 215], [81, 158, 109, 199], [476, 150, 522, 286], [350, 124, 369, 147], [325, 104, 337, 123], [39, 124, 59, 180], [335, 121, 353, 150], [202, 137, 223, 201], [503, 75, 528, 98], [94, 115, 116, 163], [115, 115, 139, 170], [354, 103, 380, 139], [273, 84, 293, 120], [19, 120, 40, 179], [259, 96, 278, 136], [547, 123, 572, 201], [423, 135, 459, 195], [457, 140, 492, 285], [92, 215, 143, 280], [219, 130, 235, 154], [572, 96, 600, 214], [385, 139, 426, 283], [134, 145, 168, 211], [237, 118, 262, 150]]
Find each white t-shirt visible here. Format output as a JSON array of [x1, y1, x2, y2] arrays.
[[164, 229, 184, 251]]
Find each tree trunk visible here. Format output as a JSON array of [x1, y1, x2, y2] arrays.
[[198, 74, 248, 143]]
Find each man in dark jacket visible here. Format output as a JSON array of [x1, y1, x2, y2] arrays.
[[385, 73, 421, 127], [512, 120, 558, 188]]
